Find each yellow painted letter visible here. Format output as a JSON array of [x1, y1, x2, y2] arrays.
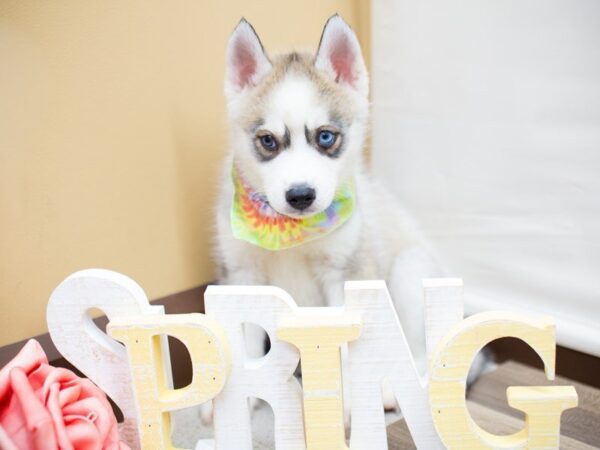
[[507, 386, 578, 449], [278, 313, 361, 450], [108, 313, 231, 450], [429, 311, 578, 449]]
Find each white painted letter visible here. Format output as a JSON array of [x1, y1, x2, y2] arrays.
[[204, 286, 305, 450]]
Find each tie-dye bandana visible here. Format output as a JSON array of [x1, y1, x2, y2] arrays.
[[230, 167, 355, 251]]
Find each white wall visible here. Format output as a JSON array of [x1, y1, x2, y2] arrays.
[[371, 0, 600, 356]]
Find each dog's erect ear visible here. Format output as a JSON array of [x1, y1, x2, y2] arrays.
[[315, 15, 368, 96], [225, 18, 272, 97]]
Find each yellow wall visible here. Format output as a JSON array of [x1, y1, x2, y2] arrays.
[[0, 1, 369, 345]]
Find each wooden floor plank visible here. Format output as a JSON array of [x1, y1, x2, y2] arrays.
[[386, 418, 416, 449]]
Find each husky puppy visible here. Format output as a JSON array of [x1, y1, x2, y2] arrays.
[[215, 15, 441, 377]]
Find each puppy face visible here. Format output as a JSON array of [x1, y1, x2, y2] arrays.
[[225, 15, 368, 218]]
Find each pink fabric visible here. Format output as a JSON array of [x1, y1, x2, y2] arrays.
[[0, 339, 129, 450]]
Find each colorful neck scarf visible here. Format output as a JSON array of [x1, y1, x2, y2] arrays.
[[230, 167, 355, 251]]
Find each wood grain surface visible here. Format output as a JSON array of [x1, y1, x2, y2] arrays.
[[387, 361, 600, 449]]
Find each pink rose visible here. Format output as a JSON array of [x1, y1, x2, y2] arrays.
[[0, 339, 129, 450]]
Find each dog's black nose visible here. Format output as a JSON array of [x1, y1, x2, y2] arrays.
[[285, 185, 316, 211]]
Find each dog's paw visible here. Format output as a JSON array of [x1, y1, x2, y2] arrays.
[[199, 402, 214, 426], [382, 380, 399, 412], [248, 396, 260, 412], [199, 398, 261, 426], [467, 348, 497, 387]]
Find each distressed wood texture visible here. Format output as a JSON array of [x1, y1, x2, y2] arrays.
[[108, 313, 231, 450], [204, 286, 306, 450], [429, 311, 578, 449], [44, 273, 589, 450], [423, 278, 464, 361], [429, 312, 577, 450], [387, 361, 600, 450], [345, 279, 463, 450], [279, 312, 362, 450], [46, 269, 168, 449]]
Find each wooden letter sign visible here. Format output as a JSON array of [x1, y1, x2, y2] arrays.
[[46, 271, 578, 450]]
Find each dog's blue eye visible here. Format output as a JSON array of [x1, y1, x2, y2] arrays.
[[318, 130, 336, 148], [259, 134, 277, 151]]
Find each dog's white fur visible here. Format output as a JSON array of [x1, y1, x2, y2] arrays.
[[216, 15, 444, 380]]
